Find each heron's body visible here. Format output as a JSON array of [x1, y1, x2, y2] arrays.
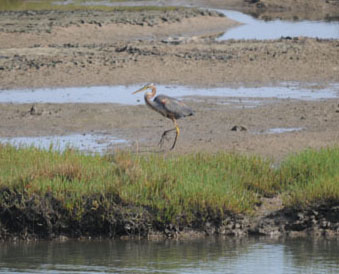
[[146, 94, 193, 120], [133, 83, 193, 150]]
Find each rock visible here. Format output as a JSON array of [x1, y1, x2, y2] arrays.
[[245, 0, 260, 3], [161, 37, 186, 45], [231, 125, 247, 132], [28, 104, 44, 116], [29, 105, 38, 115]]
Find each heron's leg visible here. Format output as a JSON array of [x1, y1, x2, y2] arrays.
[[159, 128, 176, 147], [170, 120, 180, 150]]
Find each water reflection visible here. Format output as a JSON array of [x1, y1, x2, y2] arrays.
[[0, 238, 338, 273]]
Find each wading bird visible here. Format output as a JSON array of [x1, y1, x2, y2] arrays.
[[132, 83, 194, 150]]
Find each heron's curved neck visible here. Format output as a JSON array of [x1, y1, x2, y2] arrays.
[[144, 86, 156, 105]]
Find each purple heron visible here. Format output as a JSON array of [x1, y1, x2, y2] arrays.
[[133, 83, 194, 150]]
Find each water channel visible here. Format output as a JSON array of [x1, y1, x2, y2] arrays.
[[217, 10, 339, 40], [1, 83, 338, 104], [1, 238, 339, 273]]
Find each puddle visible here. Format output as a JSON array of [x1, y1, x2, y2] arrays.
[[217, 10, 339, 40], [0, 83, 338, 105], [0, 134, 127, 154], [266, 127, 303, 134], [189, 97, 265, 109]]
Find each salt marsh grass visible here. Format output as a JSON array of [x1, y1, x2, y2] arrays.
[[279, 147, 339, 208], [0, 144, 338, 222]]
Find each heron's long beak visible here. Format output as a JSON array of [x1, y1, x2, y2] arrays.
[[132, 86, 147, 95]]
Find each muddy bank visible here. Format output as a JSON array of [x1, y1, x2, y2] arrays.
[[0, 9, 219, 33], [0, 189, 338, 241], [1, 38, 338, 89], [192, 0, 339, 21], [1, 97, 339, 161], [244, 0, 339, 21], [1, 6, 338, 89], [252, 203, 339, 238], [0, 9, 236, 49]]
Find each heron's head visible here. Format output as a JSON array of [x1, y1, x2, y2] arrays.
[[132, 83, 155, 94]]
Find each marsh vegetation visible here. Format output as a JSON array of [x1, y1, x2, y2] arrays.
[[0, 145, 338, 239]]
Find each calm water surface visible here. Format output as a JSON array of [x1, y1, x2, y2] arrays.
[[0, 238, 338, 273], [0, 84, 338, 105], [217, 10, 339, 40]]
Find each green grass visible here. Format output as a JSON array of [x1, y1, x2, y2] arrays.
[[111, 152, 276, 221], [0, 144, 338, 223], [279, 147, 339, 208], [0, 0, 184, 12]]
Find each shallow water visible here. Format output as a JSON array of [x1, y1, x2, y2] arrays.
[[217, 10, 339, 40], [0, 134, 126, 154], [266, 127, 303, 134], [0, 238, 338, 274], [0, 83, 337, 105]]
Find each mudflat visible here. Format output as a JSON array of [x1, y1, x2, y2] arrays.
[[0, 1, 338, 161]]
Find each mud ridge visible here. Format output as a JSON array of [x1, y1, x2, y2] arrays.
[[0, 9, 222, 33], [1, 189, 338, 241]]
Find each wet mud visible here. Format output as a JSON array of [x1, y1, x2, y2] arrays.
[[1, 97, 339, 161]]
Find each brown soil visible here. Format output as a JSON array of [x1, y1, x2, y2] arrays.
[[0, 1, 338, 162]]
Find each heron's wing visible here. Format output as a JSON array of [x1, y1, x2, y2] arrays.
[[154, 95, 194, 119]]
